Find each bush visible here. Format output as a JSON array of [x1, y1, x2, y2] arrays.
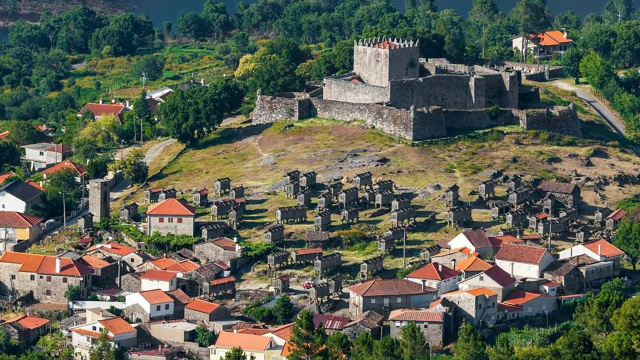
[[486, 105, 500, 120]]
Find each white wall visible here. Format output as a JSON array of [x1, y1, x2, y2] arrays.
[[0, 192, 27, 212], [141, 277, 176, 292], [447, 233, 473, 251], [125, 293, 151, 313]]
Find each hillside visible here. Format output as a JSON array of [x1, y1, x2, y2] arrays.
[[0, 0, 129, 26]]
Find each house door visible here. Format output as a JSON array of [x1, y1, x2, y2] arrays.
[[383, 298, 389, 307]]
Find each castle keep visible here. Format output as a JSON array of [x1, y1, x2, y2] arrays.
[[252, 38, 581, 140]]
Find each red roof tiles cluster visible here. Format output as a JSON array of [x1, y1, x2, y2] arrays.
[[150, 256, 199, 273], [495, 243, 549, 264], [6, 315, 50, 330], [140, 289, 173, 304], [215, 331, 272, 352], [348, 278, 437, 297], [455, 256, 492, 273], [186, 299, 220, 314], [211, 238, 237, 251], [462, 230, 493, 249], [87, 241, 137, 256], [0, 252, 91, 276], [532, 30, 573, 46], [482, 265, 515, 287], [502, 290, 551, 306], [140, 269, 176, 282], [0, 211, 43, 227], [147, 198, 196, 216], [210, 276, 236, 286], [582, 239, 624, 258], [607, 209, 626, 221], [42, 160, 87, 176], [98, 317, 136, 335], [406, 262, 460, 281], [388, 309, 444, 323], [294, 247, 323, 256]]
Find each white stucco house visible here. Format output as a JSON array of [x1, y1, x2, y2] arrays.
[[495, 243, 555, 278]]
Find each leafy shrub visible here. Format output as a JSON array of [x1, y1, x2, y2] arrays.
[[486, 105, 500, 120]]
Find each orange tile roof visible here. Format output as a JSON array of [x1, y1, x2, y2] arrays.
[[389, 309, 444, 323], [495, 243, 549, 264], [72, 328, 112, 339], [348, 278, 437, 297], [25, 180, 44, 191], [140, 269, 176, 282], [488, 235, 523, 248], [270, 322, 294, 341], [80, 255, 111, 269], [0, 131, 9, 140], [98, 317, 136, 335], [498, 303, 522, 312], [432, 247, 478, 257], [534, 212, 548, 220], [78, 103, 126, 117], [503, 291, 550, 306], [541, 281, 561, 287], [167, 289, 191, 304], [186, 299, 220, 314], [6, 315, 50, 330], [42, 160, 87, 176], [87, 242, 137, 256], [238, 328, 272, 335], [445, 287, 497, 297], [0, 172, 15, 184], [140, 289, 173, 304], [606, 209, 626, 221], [210, 276, 236, 286], [294, 247, 323, 256], [212, 238, 237, 251], [582, 239, 624, 258], [406, 262, 459, 281], [455, 256, 492, 272], [147, 198, 196, 216], [0, 211, 43, 227], [150, 256, 177, 270], [215, 331, 272, 352], [533, 30, 573, 46], [0, 251, 91, 276]]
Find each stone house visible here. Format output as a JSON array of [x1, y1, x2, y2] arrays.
[[78, 255, 118, 289], [442, 288, 498, 327], [389, 309, 449, 347], [0, 180, 44, 213], [0, 252, 92, 303], [86, 241, 147, 273], [124, 289, 175, 322], [194, 237, 246, 271], [430, 247, 478, 267], [120, 272, 142, 293], [543, 255, 599, 295], [147, 255, 200, 275], [558, 238, 624, 274], [0, 211, 43, 251], [495, 243, 555, 278], [447, 230, 493, 258], [457, 265, 515, 301], [501, 291, 557, 318], [189, 262, 224, 295], [347, 278, 438, 317], [454, 256, 492, 280], [605, 208, 626, 231], [147, 198, 196, 236], [537, 181, 580, 207], [405, 262, 460, 296], [77, 213, 93, 233], [184, 299, 231, 322], [70, 316, 137, 359], [1, 315, 50, 349], [208, 276, 236, 296], [167, 289, 191, 319], [342, 311, 384, 340], [140, 269, 178, 292], [210, 332, 283, 360]]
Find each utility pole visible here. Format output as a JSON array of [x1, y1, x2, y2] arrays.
[[60, 191, 66, 229], [402, 226, 407, 268], [140, 116, 144, 144], [140, 72, 148, 91], [618, 10, 623, 22]]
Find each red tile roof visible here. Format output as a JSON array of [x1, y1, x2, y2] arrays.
[[140, 269, 176, 282], [389, 309, 444, 323], [215, 331, 272, 352], [6, 315, 50, 330], [186, 299, 220, 314], [406, 262, 459, 281], [42, 160, 87, 176], [294, 247, 323, 256], [0, 172, 15, 185], [147, 198, 196, 216], [541, 281, 561, 287], [606, 209, 626, 221], [534, 212, 548, 220], [25, 180, 44, 191], [462, 230, 493, 249], [503, 291, 551, 306], [348, 278, 437, 297], [432, 247, 478, 257], [0, 131, 9, 140], [210, 276, 236, 286], [270, 322, 294, 341], [495, 243, 549, 264], [0, 252, 91, 276], [72, 328, 110, 339], [98, 317, 136, 335], [45, 143, 72, 154], [211, 238, 237, 251], [537, 180, 576, 194], [533, 30, 573, 46], [582, 239, 624, 258], [149, 256, 198, 273], [87, 242, 137, 256], [80, 255, 111, 269], [455, 256, 492, 272], [498, 303, 522, 312], [488, 235, 523, 248], [140, 289, 173, 304], [445, 287, 497, 297], [78, 103, 126, 117], [313, 314, 350, 330], [214, 260, 230, 271], [482, 265, 515, 287], [0, 211, 43, 227], [166, 289, 191, 304]]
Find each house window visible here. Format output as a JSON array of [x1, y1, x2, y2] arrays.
[[478, 303, 482, 309], [177, 218, 182, 224], [527, 307, 532, 313], [395, 321, 401, 327], [397, 297, 401, 303], [47, 276, 51, 282], [423, 324, 428, 328], [156, 305, 161, 311], [39, 151, 44, 156], [168, 218, 174, 223], [371, 299, 376, 304], [63, 277, 67, 284], [30, 275, 34, 281], [159, 218, 164, 223], [92, 326, 96, 331], [165, 304, 170, 310], [479, 276, 484, 281], [45, 290, 51, 296], [10, 275, 15, 280]]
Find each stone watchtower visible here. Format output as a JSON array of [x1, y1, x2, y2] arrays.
[[89, 179, 110, 220], [353, 37, 420, 87]]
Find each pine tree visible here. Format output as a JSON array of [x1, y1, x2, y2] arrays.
[[400, 322, 429, 360], [453, 323, 488, 360], [288, 310, 327, 360]]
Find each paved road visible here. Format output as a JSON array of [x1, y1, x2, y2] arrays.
[[551, 80, 626, 135]]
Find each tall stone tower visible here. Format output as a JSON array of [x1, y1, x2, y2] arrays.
[[353, 37, 420, 87], [89, 179, 110, 220]]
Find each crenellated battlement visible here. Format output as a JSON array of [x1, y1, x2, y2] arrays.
[[355, 36, 419, 49]]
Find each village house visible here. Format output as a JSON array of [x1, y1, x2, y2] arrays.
[[70, 316, 137, 359], [347, 278, 438, 317], [543, 253, 615, 294], [405, 262, 460, 296], [79, 255, 118, 289], [430, 247, 478, 266], [0, 180, 44, 213], [210, 331, 284, 360], [146, 255, 200, 275], [313, 313, 350, 334], [22, 143, 72, 171], [342, 310, 384, 340], [447, 230, 494, 258], [1, 315, 50, 349], [495, 243, 555, 278], [500, 291, 557, 319], [0, 251, 92, 303], [147, 198, 196, 236], [184, 299, 231, 322], [454, 256, 492, 279], [457, 265, 515, 301], [140, 269, 178, 292], [442, 288, 498, 327], [0, 211, 43, 252], [389, 308, 450, 347], [558, 239, 624, 274], [208, 276, 236, 296], [86, 241, 147, 272], [77, 101, 130, 123], [124, 289, 175, 323], [194, 237, 246, 271], [512, 30, 573, 59], [537, 180, 580, 207], [41, 160, 87, 182]]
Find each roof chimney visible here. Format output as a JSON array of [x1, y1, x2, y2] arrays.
[[111, 98, 116, 104], [55, 256, 61, 274], [598, 244, 602, 256], [421, 279, 426, 292], [438, 262, 442, 272], [451, 259, 456, 270], [99, 99, 103, 104]]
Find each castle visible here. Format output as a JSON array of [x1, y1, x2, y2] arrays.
[[252, 38, 581, 140]]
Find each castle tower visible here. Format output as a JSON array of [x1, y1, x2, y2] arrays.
[[89, 179, 110, 220], [353, 38, 420, 87]]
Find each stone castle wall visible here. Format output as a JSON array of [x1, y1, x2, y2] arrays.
[[389, 75, 475, 110], [442, 109, 518, 130], [324, 75, 390, 104], [518, 104, 582, 137], [353, 41, 419, 86]]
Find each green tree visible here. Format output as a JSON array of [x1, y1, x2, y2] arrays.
[[574, 278, 627, 336], [468, 0, 499, 59], [552, 328, 599, 359], [272, 295, 295, 324], [37, 331, 73, 359], [579, 51, 615, 91], [288, 310, 327, 360], [64, 285, 82, 302], [0, 326, 16, 355], [202, 0, 234, 41], [44, 168, 82, 218], [224, 347, 247, 360], [89, 330, 116, 360], [400, 322, 429, 360], [562, 47, 583, 84], [510, 0, 552, 61], [351, 332, 375, 360], [602, 0, 635, 23], [109, 149, 148, 183], [79, 114, 122, 150], [0, 142, 21, 171], [372, 336, 403, 360], [4, 121, 39, 147], [195, 325, 214, 347], [488, 333, 514, 360], [133, 55, 165, 81], [454, 323, 488, 360], [326, 331, 351, 359]]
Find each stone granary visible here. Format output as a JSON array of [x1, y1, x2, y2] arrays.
[[267, 251, 290, 269], [338, 188, 359, 209], [314, 253, 342, 275], [542, 194, 556, 214], [309, 282, 331, 303], [391, 206, 415, 226], [300, 172, 317, 188], [537, 181, 580, 208], [283, 170, 301, 185], [360, 256, 384, 279], [314, 210, 332, 231], [378, 236, 395, 252], [508, 187, 533, 209], [77, 213, 93, 232], [276, 206, 308, 224], [362, 189, 377, 208], [374, 179, 394, 193], [559, 207, 578, 222], [507, 175, 522, 192], [120, 203, 138, 222], [306, 231, 332, 248], [326, 182, 343, 198], [478, 180, 496, 200], [443, 184, 459, 207], [284, 181, 300, 199], [201, 223, 226, 240], [506, 210, 528, 226], [214, 178, 231, 196], [375, 191, 394, 208], [291, 248, 323, 263], [392, 197, 412, 211], [228, 207, 243, 230], [192, 188, 209, 206], [595, 208, 613, 225], [274, 275, 290, 294], [144, 187, 164, 203], [538, 218, 569, 235], [489, 200, 510, 219], [317, 192, 333, 211], [229, 186, 244, 200], [211, 200, 236, 220], [297, 188, 312, 206], [605, 209, 626, 231], [353, 172, 373, 189], [342, 311, 384, 340], [341, 207, 360, 223], [158, 188, 177, 202], [529, 212, 548, 230], [264, 224, 285, 243], [447, 206, 472, 226], [385, 226, 406, 241]]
